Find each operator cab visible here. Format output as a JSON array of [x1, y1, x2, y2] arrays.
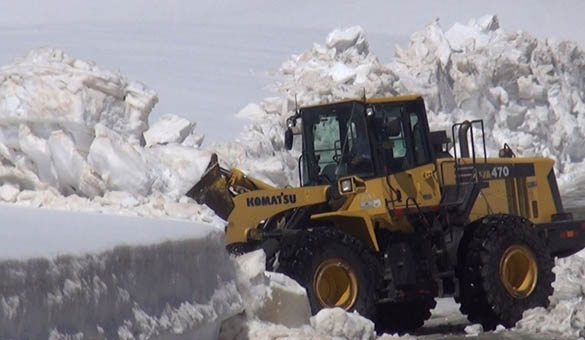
[[285, 95, 444, 186], [299, 100, 374, 185], [368, 96, 435, 176]]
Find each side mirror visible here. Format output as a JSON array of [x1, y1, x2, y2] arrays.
[[284, 128, 293, 150]]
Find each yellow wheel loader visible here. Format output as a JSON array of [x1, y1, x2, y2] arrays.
[[187, 94, 585, 332]]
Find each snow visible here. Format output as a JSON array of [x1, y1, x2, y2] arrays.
[[311, 308, 377, 340], [464, 324, 484, 336], [143, 113, 201, 148], [0, 204, 214, 260], [515, 251, 585, 338], [1, 3, 585, 339], [0, 209, 243, 339]]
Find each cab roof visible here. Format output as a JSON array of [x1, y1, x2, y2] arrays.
[[299, 94, 422, 110]]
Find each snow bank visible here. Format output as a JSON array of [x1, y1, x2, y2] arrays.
[[0, 214, 243, 339]]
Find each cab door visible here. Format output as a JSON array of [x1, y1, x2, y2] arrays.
[[401, 111, 441, 207], [372, 102, 441, 210]]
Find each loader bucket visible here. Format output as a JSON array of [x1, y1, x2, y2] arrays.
[[186, 153, 235, 220]]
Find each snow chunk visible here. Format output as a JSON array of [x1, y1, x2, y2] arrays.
[[310, 308, 376, 340], [143, 113, 196, 147], [89, 124, 151, 195], [255, 272, 311, 328], [464, 323, 483, 336], [329, 62, 356, 83], [236, 103, 266, 120], [233, 250, 311, 328], [326, 26, 369, 55], [0, 183, 20, 202]]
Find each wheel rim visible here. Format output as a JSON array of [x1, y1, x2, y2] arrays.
[[499, 245, 538, 299], [313, 258, 358, 309]]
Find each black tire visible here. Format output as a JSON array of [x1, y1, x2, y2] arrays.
[[277, 228, 382, 321], [376, 297, 437, 333], [457, 214, 554, 329]]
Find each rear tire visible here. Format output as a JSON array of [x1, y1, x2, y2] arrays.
[[277, 228, 382, 321], [457, 214, 554, 329]]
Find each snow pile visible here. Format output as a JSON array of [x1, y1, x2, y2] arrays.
[[0, 47, 156, 143], [0, 47, 208, 202], [225, 16, 585, 207]]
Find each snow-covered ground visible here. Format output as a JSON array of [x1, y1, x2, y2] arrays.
[[1, 1, 585, 339]]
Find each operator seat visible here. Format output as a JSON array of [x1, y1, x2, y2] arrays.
[[320, 163, 337, 183]]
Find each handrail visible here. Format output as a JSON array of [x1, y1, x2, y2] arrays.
[[450, 120, 487, 185]]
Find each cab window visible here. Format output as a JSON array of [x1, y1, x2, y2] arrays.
[[409, 112, 431, 165], [373, 105, 410, 173], [372, 102, 432, 174]]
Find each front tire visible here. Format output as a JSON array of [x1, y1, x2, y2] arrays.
[[457, 215, 554, 329], [277, 228, 381, 321]]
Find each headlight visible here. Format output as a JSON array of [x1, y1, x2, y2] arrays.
[[340, 178, 353, 193]]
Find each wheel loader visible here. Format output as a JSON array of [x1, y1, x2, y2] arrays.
[[187, 94, 585, 332]]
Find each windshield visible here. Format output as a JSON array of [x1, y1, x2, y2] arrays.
[[301, 101, 374, 185]]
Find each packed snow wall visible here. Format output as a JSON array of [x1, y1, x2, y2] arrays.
[[0, 209, 243, 340]]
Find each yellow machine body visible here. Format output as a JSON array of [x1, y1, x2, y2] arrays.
[[206, 95, 562, 254], [188, 94, 585, 331]]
